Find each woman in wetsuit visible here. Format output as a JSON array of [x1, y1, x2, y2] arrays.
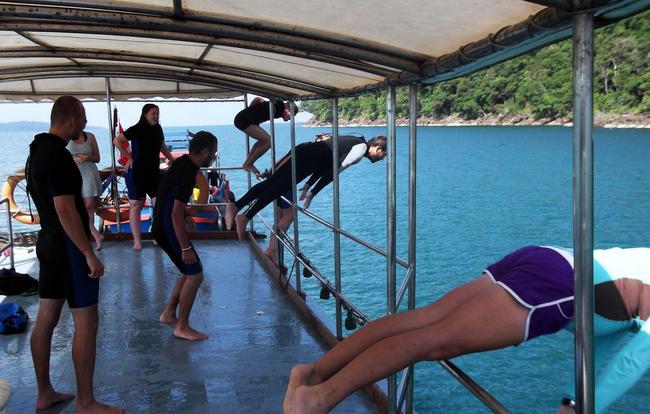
[[233, 97, 295, 174], [283, 246, 650, 414], [114, 104, 174, 251]]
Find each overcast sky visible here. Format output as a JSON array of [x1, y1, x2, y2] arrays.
[[0, 96, 314, 129]]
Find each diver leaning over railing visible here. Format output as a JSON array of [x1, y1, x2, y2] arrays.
[[225, 134, 387, 241], [283, 246, 650, 414]]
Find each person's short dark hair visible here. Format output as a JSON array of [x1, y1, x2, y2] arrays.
[[189, 131, 218, 155], [50, 96, 83, 127], [284, 101, 299, 116], [139, 103, 159, 123], [368, 135, 387, 152]]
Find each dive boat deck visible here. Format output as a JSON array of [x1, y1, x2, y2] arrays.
[[1, 239, 378, 413]]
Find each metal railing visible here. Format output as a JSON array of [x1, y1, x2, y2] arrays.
[[243, 85, 521, 414], [0, 198, 16, 270]]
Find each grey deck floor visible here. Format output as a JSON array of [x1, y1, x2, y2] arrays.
[[1, 240, 378, 413]]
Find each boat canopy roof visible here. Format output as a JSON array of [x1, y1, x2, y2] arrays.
[[0, 0, 648, 102]]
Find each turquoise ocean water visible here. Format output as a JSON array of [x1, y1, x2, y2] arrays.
[[1, 123, 648, 413]]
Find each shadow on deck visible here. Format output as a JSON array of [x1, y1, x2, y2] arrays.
[[1, 239, 379, 413]]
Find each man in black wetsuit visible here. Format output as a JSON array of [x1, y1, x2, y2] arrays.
[[153, 131, 217, 341], [226, 135, 387, 241], [233, 97, 297, 174], [27, 96, 123, 414]]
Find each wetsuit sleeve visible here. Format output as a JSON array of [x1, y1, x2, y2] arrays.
[[123, 124, 139, 141], [174, 169, 196, 203], [340, 143, 367, 171], [305, 172, 322, 187], [310, 143, 366, 195], [49, 152, 79, 196], [594, 319, 650, 413], [310, 168, 333, 196]]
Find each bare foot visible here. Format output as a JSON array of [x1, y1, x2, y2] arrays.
[[235, 215, 248, 241], [35, 389, 75, 410], [173, 326, 209, 341], [242, 164, 260, 175], [289, 385, 326, 414], [76, 400, 124, 414], [284, 364, 317, 414], [159, 311, 177, 326], [93, 233, 104, 251], [132, 242, 142, 251], [225, 202, 238, 230]]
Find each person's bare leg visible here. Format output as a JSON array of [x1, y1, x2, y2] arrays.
[[242, 125, 271, 173], [159, 276, 187, 326], [288, 284, 528, 414], [129, 199, 144, 251], [84, 197, 103, 250], [287, 274, 493, 396], [71, 306, 124, 414], [284, 275, 494, 412], [31, 299, 75, 410], [225, 202, 239, 230], [173, 273, 208, 341], [235, 214, 249, 241]]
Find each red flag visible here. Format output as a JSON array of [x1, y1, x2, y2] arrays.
[[117, 122, 130, 166]]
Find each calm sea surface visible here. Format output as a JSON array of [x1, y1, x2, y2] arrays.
[[1, 123, 648, 413]]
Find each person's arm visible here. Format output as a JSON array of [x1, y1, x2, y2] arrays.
[[87, 132, 101, 163], [53, 195, 103, 278], [309, 142, 367, 197], [593, 319, 650, 412], [160, 142, 175, 164], [340, 143, 367, 171], [113, 133, 133, 171], [172, 199, 197, 264], [309, 168, 333, 197]]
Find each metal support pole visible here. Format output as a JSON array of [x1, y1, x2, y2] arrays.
[[386, 85, 398, 413], [269, 100, 280, 268], [332, 97, 343, 339], [5, 200, 14, 270], [105, 78, 120, 233], [572, 10, 595, 414], [244, 94, 253, 232], [289, 100, 301, 293], [405, 84, 418, 414]]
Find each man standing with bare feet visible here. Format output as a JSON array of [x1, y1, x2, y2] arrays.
[[154, 131, 217, 341], [27, 96, 123, 413]]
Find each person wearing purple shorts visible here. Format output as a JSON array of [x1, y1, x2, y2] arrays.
[[283, 245, 650, 414]]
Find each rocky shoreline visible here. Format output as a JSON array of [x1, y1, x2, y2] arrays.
[[304, 112, 650, 128]]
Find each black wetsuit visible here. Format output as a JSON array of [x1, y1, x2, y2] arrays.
[[152, 155, 202, 276], [26, 133, 98, 308], [235, 135, 368, 218], [124, 120, 164, 200], [233, 99, 285, 131]]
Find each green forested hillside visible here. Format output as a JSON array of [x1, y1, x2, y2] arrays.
[[301, 11, 649, 122]]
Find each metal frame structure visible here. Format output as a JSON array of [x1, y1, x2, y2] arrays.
[[0, 1, 646, 100], [253, 6, 602, 410]]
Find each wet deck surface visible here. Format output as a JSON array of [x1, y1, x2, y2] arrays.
[[1, 239, 378, 413]]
